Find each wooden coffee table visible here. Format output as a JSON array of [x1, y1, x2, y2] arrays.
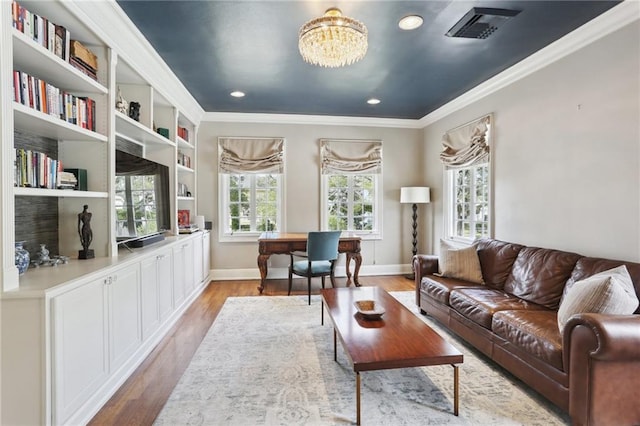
[[320, 287, 463, 425]]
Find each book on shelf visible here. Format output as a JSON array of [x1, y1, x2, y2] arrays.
[[12, 1, 71, 62], [177, 126, 189, 141], [14, 148, 64, 189], [12, 70, 97, 131]]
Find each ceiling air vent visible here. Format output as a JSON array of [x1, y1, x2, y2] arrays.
[[446, 7, 521, 39]]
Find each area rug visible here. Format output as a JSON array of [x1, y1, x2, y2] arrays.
[[154, 291, 570, 425]]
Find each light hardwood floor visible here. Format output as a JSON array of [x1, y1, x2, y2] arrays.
[[88, 275, 414, 425]]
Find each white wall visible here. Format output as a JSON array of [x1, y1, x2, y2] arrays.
[[423, 21, 640, 262], [197, 122, 424, 278]]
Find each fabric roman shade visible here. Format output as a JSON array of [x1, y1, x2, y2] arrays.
[[440, 115, 491, 169], [320, 139, 382, 174], [218, 137, 284, 174]]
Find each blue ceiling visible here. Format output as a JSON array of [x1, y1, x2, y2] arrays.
[[116, 1, 620, 120]]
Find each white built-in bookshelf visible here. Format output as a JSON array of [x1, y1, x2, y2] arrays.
[[0, 1, 205, 425]]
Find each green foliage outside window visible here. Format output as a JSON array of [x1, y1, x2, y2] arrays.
[[453, 164, 489, 239], [327, 174, 375, 232], [227, 174, 279, 233]]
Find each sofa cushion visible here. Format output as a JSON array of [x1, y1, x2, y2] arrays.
[[439, 239, 484, 284], [564, 257, 640, 314], [421, 276, 484, 306], [474, 238, 525, 289], [492, 310, 563, 371], [449, 287, 548, 329], [504, 247, 582, 310], [557, 266, 639, 332]]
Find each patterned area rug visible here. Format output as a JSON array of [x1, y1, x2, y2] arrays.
[[155, 291, 570, 425]]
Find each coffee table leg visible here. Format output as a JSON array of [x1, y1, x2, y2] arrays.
[[356, 372, 361, 425], [453, 364, 459, 416]]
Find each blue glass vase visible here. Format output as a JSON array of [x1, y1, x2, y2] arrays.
[[15, 241, 30, 275]]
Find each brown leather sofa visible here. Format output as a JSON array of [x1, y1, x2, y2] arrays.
[[413, 238, 640, 426]]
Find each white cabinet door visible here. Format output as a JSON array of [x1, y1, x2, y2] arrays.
[[172, 245, 186, 308], [184, 239, 195, 296], [52, 277, 108, 424], [203, 231, 211, 282], [108, 264, 141, 370], [193, 233, 204, 286], [140, 256, 160, 340], [157, 248, 173, 321]]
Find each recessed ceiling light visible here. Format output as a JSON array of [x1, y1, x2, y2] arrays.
[[399, 15, 423, 30], [367, 98, 381, 105], [230, 91, 245, 98]]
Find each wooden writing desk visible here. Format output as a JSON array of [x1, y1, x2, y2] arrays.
[[257, 232, 362, 294]]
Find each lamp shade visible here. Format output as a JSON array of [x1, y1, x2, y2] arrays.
[[400, 186, 430, 204]]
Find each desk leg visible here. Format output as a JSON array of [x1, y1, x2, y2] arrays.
[[257, 254, 270, 293], [346, 252, 363, 287]]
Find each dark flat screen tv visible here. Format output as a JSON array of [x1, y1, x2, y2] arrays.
[[115, 149, 171, 244]]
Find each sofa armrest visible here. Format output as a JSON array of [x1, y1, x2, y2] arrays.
[[564, 313, 640, 425], [412, 254, 439, 306]]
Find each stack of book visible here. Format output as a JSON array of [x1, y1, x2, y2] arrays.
[[57, 171, 78, 190], [178, 225, 199, 234], [70, 40, 98, 81]]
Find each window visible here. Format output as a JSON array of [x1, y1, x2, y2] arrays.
[[222, 173, 282, 235], [115, 175, 159, 237], [441, 115, 492, 242], [324, 174, 378, 233], [320, 139, 382, 239], [218, 137, 285, 241], [447, 164, 490, 239]]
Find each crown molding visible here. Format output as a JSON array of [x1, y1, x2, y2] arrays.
[[202, 112, 423, 129], [418, 0, 640, 127]]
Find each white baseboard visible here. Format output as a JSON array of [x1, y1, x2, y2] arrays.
[[210, 264, 413, 281]]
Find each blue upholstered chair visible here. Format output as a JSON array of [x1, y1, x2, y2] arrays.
[[288, 231, 342, 305]]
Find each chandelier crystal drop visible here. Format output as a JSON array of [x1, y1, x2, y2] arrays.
[[298, 8, 368, 68]]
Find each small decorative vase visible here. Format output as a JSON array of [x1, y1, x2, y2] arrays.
[[14, 241, 30, 275], [37, 244, 50, 263]]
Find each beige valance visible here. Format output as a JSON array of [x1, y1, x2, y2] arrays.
[[218, 137, 284, 174], [320, 139, 382, 175], [440, 115, 491, 169]]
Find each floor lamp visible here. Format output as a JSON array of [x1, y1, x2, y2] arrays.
[[400, 187, 431, 280]]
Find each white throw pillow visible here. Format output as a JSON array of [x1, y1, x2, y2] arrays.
[[557, 265, 639, 333], [438, 239, 484, 284]]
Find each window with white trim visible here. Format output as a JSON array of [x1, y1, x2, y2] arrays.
[[446, 164, 490, 240], [441, 115, 492, 242], [320, 139, 382, 239], [218, 137, 284, 241]]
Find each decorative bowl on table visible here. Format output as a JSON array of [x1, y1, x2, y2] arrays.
[[354, 300, 385, 320]]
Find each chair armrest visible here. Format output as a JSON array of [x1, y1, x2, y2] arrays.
[[412, 255, 439, 305], [564, 313, 640, 425]]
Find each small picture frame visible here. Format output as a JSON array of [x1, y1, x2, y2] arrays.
[[178, 209, 190, 227]]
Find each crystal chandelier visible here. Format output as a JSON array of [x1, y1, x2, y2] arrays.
[[298, 8, 368, 68]]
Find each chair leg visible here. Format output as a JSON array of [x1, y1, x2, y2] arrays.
[[307, 276, 312, 305], [288, 267, 293, 296], [330, 271, 337, 288], [321, 276, 325, 289]]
